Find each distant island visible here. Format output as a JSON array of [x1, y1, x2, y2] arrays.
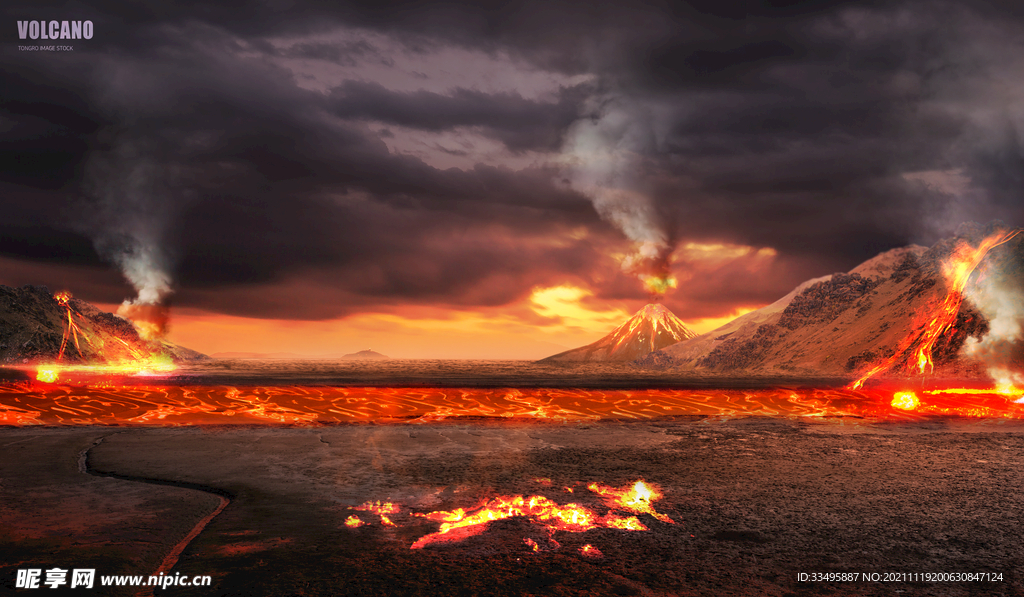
[[341, 349, 390, 360]]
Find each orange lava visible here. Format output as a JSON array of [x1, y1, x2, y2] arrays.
[[850, 228, 1021, 390], [3, 384, 1024, 426], [587, 480, 674, 524], [352, 501, 400, 527], [579, 544, 603, 558], [344, 516, 366, 528], [404, 478, 672, 550], [410, 495, 601, 549], [891, 391, 920, 411], [55, 291, 90, 362]]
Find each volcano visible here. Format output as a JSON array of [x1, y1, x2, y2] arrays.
[[540, 304, 697, 362], [0, 284, 205, 365], [638, 223, 1023, 382]]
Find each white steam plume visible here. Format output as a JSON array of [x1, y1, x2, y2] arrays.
[[962, 239, 1024, 390], [562, 93, 677, 294], [85, 135, 177, 339]]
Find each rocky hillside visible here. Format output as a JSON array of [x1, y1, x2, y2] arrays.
[[637, 225, 1020, 380], [0, 285, 205, 365]]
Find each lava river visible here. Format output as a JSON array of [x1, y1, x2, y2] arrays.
[[1, 382, 1022, 426]]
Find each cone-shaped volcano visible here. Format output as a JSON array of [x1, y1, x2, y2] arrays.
[[540, 303, 697, 362]]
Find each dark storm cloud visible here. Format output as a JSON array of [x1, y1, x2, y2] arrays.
[[326, 81, 587, 151], [3, 0, 1024, 321], [1, 12, 602, 318]]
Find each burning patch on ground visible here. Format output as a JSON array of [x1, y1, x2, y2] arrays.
[[343, 480, 675, 553]]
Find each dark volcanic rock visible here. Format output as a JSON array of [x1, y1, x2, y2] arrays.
[[776, 273, 879, 330]]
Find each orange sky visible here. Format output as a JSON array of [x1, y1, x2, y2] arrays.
[[2, 241, 780, 360], [150, 284, 760, 360]]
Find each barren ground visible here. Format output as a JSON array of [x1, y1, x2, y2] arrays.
[[2, 418, 1023, 596]]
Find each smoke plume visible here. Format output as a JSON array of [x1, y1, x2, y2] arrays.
[[962, 232, 1024, 389], [563, 92, 678, 298], [85, 135, 177, 340]]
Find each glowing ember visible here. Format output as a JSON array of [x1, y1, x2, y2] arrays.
[[352, 501, 400, 526], [524, 538, 540, 552], [850, 228, 1021, 389], [35, 368, 58, 384], [344, 516, 365, 528], [579, 544, 603, 558], [587, 480, 674, 524], [891, 391, 920, 411]]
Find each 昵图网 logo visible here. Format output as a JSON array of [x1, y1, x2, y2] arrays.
[[17, 20, 93, 40]]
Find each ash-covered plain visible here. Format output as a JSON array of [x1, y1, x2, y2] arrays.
[[2, 420, 1023, 596]]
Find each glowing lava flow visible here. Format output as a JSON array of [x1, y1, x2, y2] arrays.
[[34, 291, 177, 384], [925, 387, 1024, 400], [850, 228, 1021, 390], [54, 291, 90, 362], [403, 480, 671, 550], [587, 480, 674, 524], [351, 501, 400, 527], [5, 385, 1024, 426]]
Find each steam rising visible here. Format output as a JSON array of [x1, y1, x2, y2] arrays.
[[963, 236, 1024, 389], [563, 94, 677, 296], [86, 136, 176, 340]]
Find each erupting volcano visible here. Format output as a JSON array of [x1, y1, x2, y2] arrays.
[[641, 225, 1023, 390], [0, 285, 205, 382], [849, 227, 1022, 389], [541, 303, 697, 362]]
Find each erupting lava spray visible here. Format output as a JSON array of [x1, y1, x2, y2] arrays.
[[850, 228, 1022, 389]]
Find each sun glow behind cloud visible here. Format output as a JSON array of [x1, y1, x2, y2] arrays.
[[529, 285, 631, 330], [159, 285, 634, 360]]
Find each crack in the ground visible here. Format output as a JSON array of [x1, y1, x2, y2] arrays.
[[79, 432, 234, 597]]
